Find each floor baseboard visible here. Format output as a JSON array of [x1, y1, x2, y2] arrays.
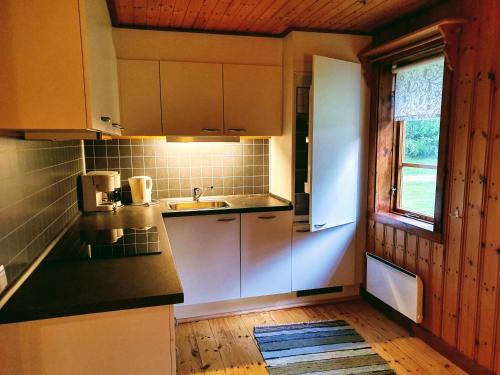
[[175, 285, 360, 323]]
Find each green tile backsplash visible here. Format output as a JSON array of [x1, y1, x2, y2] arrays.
[[84, 138, 269, 200], [0, 137, 83, 295]]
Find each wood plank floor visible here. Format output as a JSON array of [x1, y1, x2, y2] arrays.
[[176, 300, 468, 374]]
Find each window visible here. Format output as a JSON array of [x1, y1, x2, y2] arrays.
[[392, 56, 445, 222]]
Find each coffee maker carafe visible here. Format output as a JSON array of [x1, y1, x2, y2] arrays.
[[81, 171, 122, 212]]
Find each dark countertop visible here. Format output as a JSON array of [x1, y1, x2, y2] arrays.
[[161, 194, 293, 217], [0, 206, 184, 324]]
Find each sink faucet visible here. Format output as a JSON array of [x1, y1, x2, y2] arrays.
[[193, 186, 214, 202]]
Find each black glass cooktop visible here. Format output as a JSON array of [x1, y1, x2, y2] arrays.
[[47, 226, 161, 262]]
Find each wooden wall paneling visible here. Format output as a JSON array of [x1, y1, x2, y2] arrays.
[[457, 1, 496, 357], [429, 242, 444, 336], [417, 238, 431, 330], [395, 229, 406, 267], [405, 233, 418, 273], [374, 65, 394, 212], [367, 219, 376, 253], [441, 3, 480, 347], [366, 65, 380, 214], [383, 226, 395, 261], [475, 1, 500, 368], [374, 222, 385, 256]]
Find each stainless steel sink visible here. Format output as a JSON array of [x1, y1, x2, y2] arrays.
[[168, 200, 230, 210]]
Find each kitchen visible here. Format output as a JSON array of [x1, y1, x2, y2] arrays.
[[0, 1, 499, 374]]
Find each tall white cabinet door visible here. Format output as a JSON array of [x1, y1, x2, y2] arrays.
[[223, 64, 282, 136], [241, 211, 292, 298], [164, 214, 240, 305], [118, 60, 162, 136], [292, 223, 356, 291], [160, 61, 224, 136], [309, 55, 361, 232]]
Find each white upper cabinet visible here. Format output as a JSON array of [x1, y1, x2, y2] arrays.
[[241, 211, 292, 298], [223, 65, 282, 136], [118, 60, 162, 136], [0, 0, 120, 135], [161, 62, 224, 136], [309, 55, 361, 232]]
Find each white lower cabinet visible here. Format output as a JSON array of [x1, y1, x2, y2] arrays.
[[292, 222, 356, 291], [241, 211, 293, 298], [164, 214, 240, 305]]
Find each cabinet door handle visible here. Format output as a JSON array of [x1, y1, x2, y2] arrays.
[[226, 128, 246, 133], [217, 217, 236, 222], [201, 128, 221, 133], [314, 223, 327, 228], [258, 215, 276, 220], [112, 123, 125, 130], [100, 116, 111, 123], [295, 229, 310, 233]]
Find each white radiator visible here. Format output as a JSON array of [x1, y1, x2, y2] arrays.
[[366, 252, 423, 323]]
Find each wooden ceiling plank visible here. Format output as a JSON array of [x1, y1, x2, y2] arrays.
[[257, 0, 311, 34], [215, 0, 249, 30], [116, 0, 135, 24], [192, 0, 220, 29], [170, 0, 191, 28], [182, 0, 205, 28], [204, 0, 233, 30], [133, 0, 148, 25], [220, 0, 260, 31], [300, 0, 355, 30], [346, 0, 436, 31], [321, 0, 387, 29], [285, 0, 337, 28], [158, 0, 176, 27], [234, 0, 277, 32], [241, 0, 289, 33], [114, 0, 437, 34], [146, 0, 162, 27]]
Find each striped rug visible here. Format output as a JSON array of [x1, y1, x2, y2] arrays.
[[254, 320, 395, 375]]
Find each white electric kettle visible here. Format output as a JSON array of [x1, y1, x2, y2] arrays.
[[128, 176, 153, 205]]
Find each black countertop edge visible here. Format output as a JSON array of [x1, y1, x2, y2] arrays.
[[0, 292, 185, 325], [162, 204, 293, 217]]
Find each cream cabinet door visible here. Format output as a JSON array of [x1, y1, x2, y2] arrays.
[[292, 223, 356, 291], [241, 211, 292, 298], [223, 64, 282, 136], [160, 62, 224, 136], [81, 0, 121, 135], [118, 60, 162, 136], [0, 0, 87, 131], [164, 214, 240, 305]]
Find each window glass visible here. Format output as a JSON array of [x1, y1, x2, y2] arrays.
[[394, 56, 444, 220]]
